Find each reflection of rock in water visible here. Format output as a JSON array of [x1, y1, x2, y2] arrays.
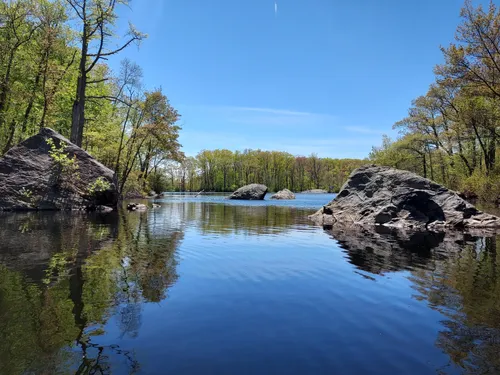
[[0, 211, 119, 283], [327, 225, 477, 274], [328, 224, 500, 373]]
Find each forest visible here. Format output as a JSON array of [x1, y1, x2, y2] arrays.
[[0, 0, 182, 197], [1, 0, 499, 200], [370, 0, 500, 202], [165, 151, 365, 193]]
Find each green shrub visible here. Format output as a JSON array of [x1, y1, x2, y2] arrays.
[[87, 176, 111, 196], [460, 170, 500, 202], [147, 171, 168, 194], [19, 187, 33, 201], [19, 187, 40, 207], [122, 170, 147, 197], [46, 138, 79, 185]]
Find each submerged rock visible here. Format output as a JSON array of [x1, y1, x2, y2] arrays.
[[228, 184, 268, 200], [127, 203, 147, 211], [0, 128, 118, 211], [309, 165, 500, 231], [302, 189, 328, 194], [270, 189, 296, 200]]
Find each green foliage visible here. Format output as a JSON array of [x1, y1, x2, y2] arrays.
[[87, 176, 111, 197], [115, 88, 183, 194], [148, 170, 169, 194], [19, 187, 33, 201], [46, 137, 79, 184], [461, 170, 500, 202], [0, 1, 179, 200], [371, 0, 500, 202], [19, 186, 39, 207], [121, 170, 148, 197], [164, 149, 366, 192]]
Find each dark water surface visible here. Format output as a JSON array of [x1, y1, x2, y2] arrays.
[[1, 193, 500, 375]]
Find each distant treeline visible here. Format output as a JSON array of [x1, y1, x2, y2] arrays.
[[370, 1, 500, 202], [160, 150, 366, 193]]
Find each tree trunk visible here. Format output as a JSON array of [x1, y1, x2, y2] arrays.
[[114, 105, 132, 174], [488, 128, 496, 173], [20, 54, 46, 139], [70, 36, 88, 147], [422, 153, 427, 178], [2, 119, 17, 154], [0, 49, 17, 127]]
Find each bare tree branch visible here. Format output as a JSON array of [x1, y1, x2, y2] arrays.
[[66, 0, 84, 20]]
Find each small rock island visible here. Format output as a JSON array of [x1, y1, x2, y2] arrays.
[[228, 184, 268, 200], [270, 189, 296, 200]]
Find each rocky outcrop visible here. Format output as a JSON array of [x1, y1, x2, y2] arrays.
[[310, 165, 500, 231], [228, 184, 268, 200], [270, 189, 296, 200], [0, 128, 118, 211]]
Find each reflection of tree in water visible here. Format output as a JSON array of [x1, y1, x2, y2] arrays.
[[119, 210, 181, 303], [329, 225, 500, 374], [0, 209, 183, 374], [187, 203, 303, 235], [410, 237, 500, 374]]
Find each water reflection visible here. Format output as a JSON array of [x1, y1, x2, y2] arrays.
[[328, 225, 500, 374], [2, 200, 500, 374], [187, 203, 306, 235], [0, 210, 183, 375]]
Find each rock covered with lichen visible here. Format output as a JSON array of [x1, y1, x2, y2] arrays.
[[310, 165, 500, 231], [0, 128, 118, 211], [228, 184, 268, 200]]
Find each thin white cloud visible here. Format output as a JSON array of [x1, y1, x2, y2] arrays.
[[221, 106, 321, 117], [185, 104, 334, 118], [180, 104, 337, 128], [275, 1, 278, 15]]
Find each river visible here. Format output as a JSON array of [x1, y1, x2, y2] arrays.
[[0, 193, 499, 374]]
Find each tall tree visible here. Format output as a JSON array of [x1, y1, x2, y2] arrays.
[[66, 0, 145, 146]]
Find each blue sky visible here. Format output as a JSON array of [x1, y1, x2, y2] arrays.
[[110, 0, 473, 159]]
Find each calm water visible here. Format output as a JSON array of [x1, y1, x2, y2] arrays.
[[1, 193, 500, 375]]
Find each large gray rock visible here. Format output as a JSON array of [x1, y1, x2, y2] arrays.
[[310, 165, 500, 231], [228, 184, 268, 200], [270, 189, 296, 200], [0, 128, 118, 211]]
